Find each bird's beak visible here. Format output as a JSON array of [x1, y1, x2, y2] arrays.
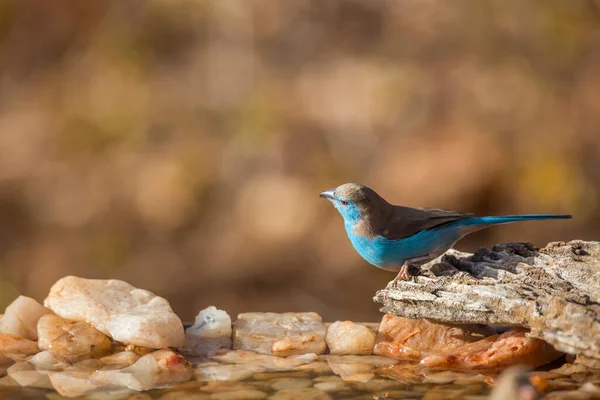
[[319, 189, 336, 202]]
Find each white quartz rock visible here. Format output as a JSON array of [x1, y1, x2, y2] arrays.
[[325, 321, 376, 355], [233, 312, 326, 356], [7, 361, 53, 389], [0, 296, 53, 340], [184, 306, 232, 356], [44, 276, 185, 348]]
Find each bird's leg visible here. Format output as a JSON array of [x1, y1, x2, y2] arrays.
[[392, 255, 430, 283], [392, 264, 420, 282]]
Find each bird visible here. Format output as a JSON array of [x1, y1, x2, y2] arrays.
[[320, 183, 572, 282]]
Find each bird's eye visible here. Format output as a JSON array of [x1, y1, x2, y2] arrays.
[[340, 200, 348, 206]]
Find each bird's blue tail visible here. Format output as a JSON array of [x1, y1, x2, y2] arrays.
[[462, 214, 572, 227]]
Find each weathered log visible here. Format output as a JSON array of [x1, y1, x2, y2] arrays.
[[373, 240, 600, 361]]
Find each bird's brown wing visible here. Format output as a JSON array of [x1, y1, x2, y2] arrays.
[[375, 205, 472, 240]]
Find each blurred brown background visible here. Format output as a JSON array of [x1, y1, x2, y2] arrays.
[[0, 0, 599, 322]]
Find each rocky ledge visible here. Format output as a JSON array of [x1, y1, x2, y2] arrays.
[[374, 240, 600, 366]]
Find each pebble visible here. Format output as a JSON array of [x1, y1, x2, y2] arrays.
[[326, 321, 376, 355], [269, 377, 312, 390], [268, 388, 333, 400], [184, 306, 232, 356]]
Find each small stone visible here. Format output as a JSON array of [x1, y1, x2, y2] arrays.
[[37, 314, 111, 362], [28, 351, 70, 372], [100, 351, 141, 367], [350, 378, 403, 392], [326, 321, 376, 355], [7, 361, 53, 388], [374, 314, 494, 361], [268, 388, 332, 400], [195, 362, 265, 381], [319, 355, 398, 366], [294, 362, 332, 374], [0, 296, 52, 340], [44, 276, 184, 348], [210, 389, 267, 400], [233, 312, 326, 356], [328, 361, 374, 383], [253, 371, 310, 380], [201, 381, 262, 393], [209, 349, 318, 371], [313, 376, 349, 392], [184, 306, 232, 356], [160, 392, 210, 400], [270, 378, 312, 390]]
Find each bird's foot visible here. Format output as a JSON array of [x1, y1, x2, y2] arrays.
[[393, 264, 421, 283]]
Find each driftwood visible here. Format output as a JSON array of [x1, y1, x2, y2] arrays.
[[373, 240, 600, 362]]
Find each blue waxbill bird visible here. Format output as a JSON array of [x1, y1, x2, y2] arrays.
[[320, 183, 572, 282]]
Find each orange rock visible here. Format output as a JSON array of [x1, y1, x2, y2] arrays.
[[373, 314, 494, 360], [421, 327, 563, 370]]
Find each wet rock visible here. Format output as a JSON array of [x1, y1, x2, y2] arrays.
[[269, 377, 312, 390], [210, 389, 267, 399], [37, 314, 111, 362], [200, 380, 262, 393], [374, 241, 600, 362], [253, 371, 310, 380], [373, 314, 494, 361], [47, 370, 100, 397], [48, 349, 192, 397], [294, 362, 332, 374], [184, 306, 232, 356], [209, 349, 318, 371], [376, 364, 422, 385], [421, 328, 563, 369], [101, 349, 193, 391], [44, 276, 184, 348], [268, 388, 332, 400], [101, 351, 141, 367], [0, 296, 52, 340], [0, 333, 39, 360], [195, 362, 265, 381], [328, 361, 374, 383], [28, 351, 70, 371], [313, 376, 349, 392], [233, 312, 326, 356], [7, 361, 53, 389], [325, 321, 376, 355]]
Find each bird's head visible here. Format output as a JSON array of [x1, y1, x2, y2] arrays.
[[320, 183, 388, 224]]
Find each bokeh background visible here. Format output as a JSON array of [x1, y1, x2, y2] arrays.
[[0, 0, 599, 322]]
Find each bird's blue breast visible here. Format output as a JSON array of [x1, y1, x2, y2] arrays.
[[344, 221, 463, 269]]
